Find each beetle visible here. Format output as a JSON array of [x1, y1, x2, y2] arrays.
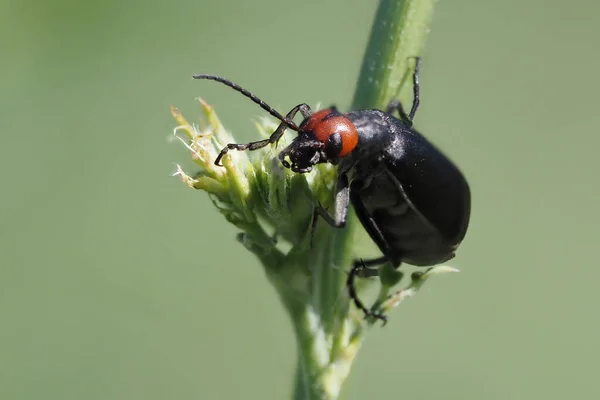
[[193, 58, 471, 323]]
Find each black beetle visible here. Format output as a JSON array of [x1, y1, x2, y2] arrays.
[[193, 58, 471, 323]]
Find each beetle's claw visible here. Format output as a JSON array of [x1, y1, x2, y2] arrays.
[[362, 309, 388, 326]]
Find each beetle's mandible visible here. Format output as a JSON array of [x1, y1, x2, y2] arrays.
[[192, 58, 471, 324]]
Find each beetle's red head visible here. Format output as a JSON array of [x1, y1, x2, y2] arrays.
[[279, 109, 359, 173]]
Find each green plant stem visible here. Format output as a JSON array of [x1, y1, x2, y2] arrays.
[[353, 0, 437, 110]]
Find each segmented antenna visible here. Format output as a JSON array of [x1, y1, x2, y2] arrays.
[[192, 74, 298, 130]]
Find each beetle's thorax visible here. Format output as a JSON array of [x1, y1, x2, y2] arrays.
[[337, 109, 398, 175]]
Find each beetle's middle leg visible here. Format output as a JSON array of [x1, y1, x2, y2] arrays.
[[313, 173, 350, 228], [312, 173, 396, 325]]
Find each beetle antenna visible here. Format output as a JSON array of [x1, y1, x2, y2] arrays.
[[192, 74, 298, 131]]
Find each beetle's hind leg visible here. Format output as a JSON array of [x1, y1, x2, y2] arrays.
[[347, 260, 388, 326]]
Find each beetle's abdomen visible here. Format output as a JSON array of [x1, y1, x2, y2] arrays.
[[351, 171, 457, 266]]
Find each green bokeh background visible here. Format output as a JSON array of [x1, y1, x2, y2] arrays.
[[2, 0, 599, 399]]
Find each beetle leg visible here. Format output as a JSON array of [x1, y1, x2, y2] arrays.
[[407, 57, 421, 121], [214, 103, 313, 166], [347, 260, 388, 325], [349, 189, 402, 269], [386, 58, 422, 124], [386, 100, 412, 124], [313, 172, 349, 228], [352, 257, 388, 276]]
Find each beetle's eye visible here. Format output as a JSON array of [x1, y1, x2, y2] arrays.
[[326, 132, 343, 159], [313, 116, 359, 158]]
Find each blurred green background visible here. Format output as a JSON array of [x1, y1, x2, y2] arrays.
[[2, 0, 599, 399]]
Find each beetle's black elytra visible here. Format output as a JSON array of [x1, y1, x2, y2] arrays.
[[193, 59, 471, 324]]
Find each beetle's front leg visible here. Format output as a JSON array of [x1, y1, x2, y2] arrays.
[[313, 172, 349, 228], [214, 103, 313, 166]]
